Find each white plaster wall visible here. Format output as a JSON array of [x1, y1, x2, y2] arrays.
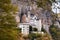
[[18, 24, 29, 35], [37, 20, 42, 32]]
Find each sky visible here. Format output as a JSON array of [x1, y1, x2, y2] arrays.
[[52, 1, 60, 13]]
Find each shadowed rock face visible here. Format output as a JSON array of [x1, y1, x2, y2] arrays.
[[12, 0, 52, 24]]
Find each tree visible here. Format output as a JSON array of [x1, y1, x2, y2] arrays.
[[0, 0, 19, 40], [36, 0, 56, 10], [49, 24, 60, 40]]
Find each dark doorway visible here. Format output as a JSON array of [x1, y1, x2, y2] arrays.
[[29, 25, 32, 33]]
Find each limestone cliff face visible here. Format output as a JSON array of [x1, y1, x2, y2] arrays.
[[11, 0, 54, 35], [11, 0, 52, 26]]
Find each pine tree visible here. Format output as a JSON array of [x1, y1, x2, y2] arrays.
[[0, 0, 18, 40]]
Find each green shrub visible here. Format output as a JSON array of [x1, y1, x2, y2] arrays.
[[49, 24, 60, 40]]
